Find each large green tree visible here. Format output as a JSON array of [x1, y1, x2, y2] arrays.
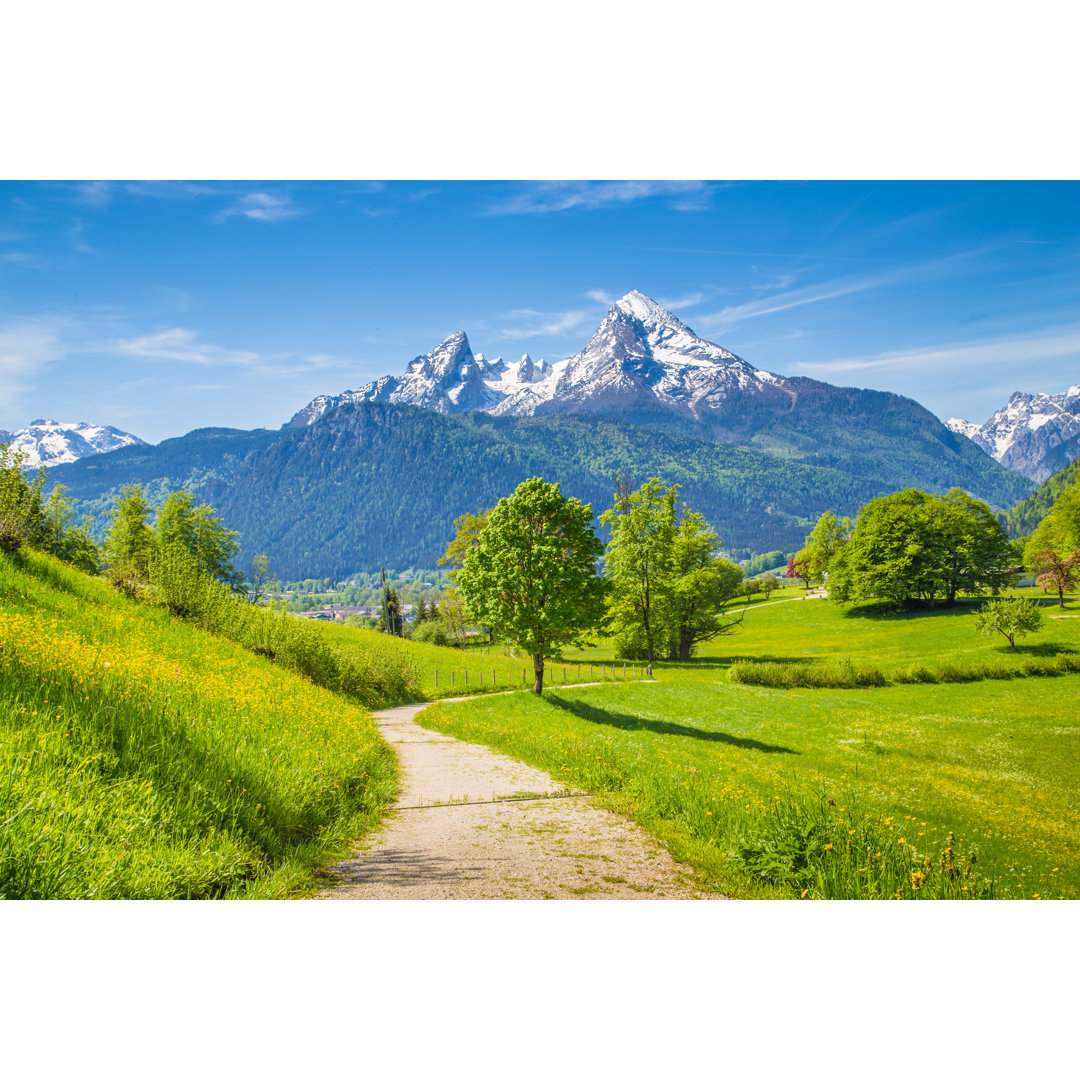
[[666, 508, 744, 660], [600, 478, 678, 665], [457, 477, 605, 694], [802, 510, 850, 584], [829, 488, 1012, 608], [155, 490, 242, 587]]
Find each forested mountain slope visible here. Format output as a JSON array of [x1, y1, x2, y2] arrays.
[[196, 404, 950, 577], [1002, 456, 1080, 537]]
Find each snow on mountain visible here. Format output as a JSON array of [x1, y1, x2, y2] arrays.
[[287, 291, 792, 428], [1, 419, 147, 468], [946, 385, 1080, 482]]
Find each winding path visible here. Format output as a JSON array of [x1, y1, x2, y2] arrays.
[[317, 700, 716, 900]]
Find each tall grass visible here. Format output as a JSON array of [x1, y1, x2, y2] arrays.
[[0, 548, 398, 898]]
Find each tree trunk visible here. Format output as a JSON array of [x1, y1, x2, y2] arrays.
[[1059, 588, 1065, 608], [532, 653, 544, 695], [678, 628, 692, 662]]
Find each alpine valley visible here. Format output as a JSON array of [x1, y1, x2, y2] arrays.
[[47, 292, 1035, 578]]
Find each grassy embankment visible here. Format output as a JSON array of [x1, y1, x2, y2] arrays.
[[0, 548, 397, 899], [416, 590, 1079, 899]]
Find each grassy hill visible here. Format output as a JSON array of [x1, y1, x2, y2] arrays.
[[0, 548, 398, 898], [416, 587, 1080, 900]]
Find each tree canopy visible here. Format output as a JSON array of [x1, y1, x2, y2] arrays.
[[828, 488, 1012, 607], [601, 478, 743, 661], [457, 477, 605, 694]]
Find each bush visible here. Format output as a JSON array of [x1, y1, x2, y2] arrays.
[[729, 657, 886, 688], [412, 619, 450, 647]]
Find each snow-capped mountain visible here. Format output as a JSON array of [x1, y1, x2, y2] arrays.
[[288, 291, 791, 428], [287, 330, 557, 427], [0, 419, 146, 468], [946, 385, 1080, 482]]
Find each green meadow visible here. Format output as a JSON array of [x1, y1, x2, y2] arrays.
[[318, 620, 640, 698], [416, 589, 1080, 899]]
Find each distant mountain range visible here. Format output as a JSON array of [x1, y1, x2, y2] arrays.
[[0, 418, 146, 468], [289, 291, 1029, 504], [45, 292, 1036, 578], [946, 384, 1080, 483]]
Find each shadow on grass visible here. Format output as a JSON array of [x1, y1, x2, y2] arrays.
[[994, 642, 1078, 657], [545, 694, 798, 755], [645, 654, 816, 672]]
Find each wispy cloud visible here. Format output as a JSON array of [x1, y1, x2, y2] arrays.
[[656, 290, 706, 311], [585, 289, 616, 305], [695, 272, 895, 331], [116, 327, 261, 367], [0, 251, 46, 270], [495, 308, 594, 340], [788, 325, 1080, 384], [0, 317, 70, 414], [483, 181, 722, 216], [114, 327, 333, 375], [215, 191, 299, 224], [696, 248, 997, 332]]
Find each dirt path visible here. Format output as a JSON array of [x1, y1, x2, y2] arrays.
[[317, 700, 717, 900]]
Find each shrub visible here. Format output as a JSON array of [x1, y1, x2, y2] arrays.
[[729, 657, 886, 689], [412, 619, 450, 647]]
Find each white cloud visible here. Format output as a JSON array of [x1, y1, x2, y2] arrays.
[[215, 191, 299, 223], [656, 291, 706, 311], [696, 272, 895, 331], [496, 308, 594, 340], [114, 327, 336, 376], [116, 327, 262, 367], [585, 289, 615, 304], [484, 181, 718, 216], [0, 317, 69, 418]]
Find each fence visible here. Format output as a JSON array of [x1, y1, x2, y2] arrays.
[[433, 660, 651, 691]]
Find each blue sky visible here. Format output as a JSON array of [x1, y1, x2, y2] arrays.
[[1, 179, 1078, 443]]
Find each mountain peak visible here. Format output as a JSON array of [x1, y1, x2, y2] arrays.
[[611, 290, 681, 326]]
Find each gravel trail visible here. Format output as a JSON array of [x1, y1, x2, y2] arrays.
[[317, 700, 716, 900]]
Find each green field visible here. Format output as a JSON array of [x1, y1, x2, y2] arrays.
[[416, 589, 1080, 899], [318, 621, 643, 698]]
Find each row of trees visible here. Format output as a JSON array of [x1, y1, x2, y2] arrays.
[[1, 445, 99, 571], [786, 489, 1015, 608], [441, 475, 745, 693]]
